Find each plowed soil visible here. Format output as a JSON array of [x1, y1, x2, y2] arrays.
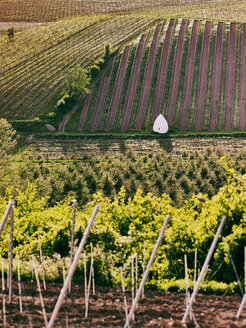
[[2, 281, 246, 328]]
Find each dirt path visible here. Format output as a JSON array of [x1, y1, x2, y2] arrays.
[[166, 19, 187, 126], [2, 281, 246, 327], [194, 21, 211, 131], [151, 19, 175, 124], [121, 34, 147, 132], [238, 23, 246, 130], [90, 75, 111, 132], [135, 24, 162, 130], [105, 46, 131, 131], [58, 95, 84, 132], [77, 94, 91, 132], [224, 23, 237, 130], [179, 20, 199, 130], [209, 22, 224, 131]]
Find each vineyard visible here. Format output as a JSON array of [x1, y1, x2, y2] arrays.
[[1, 1, 246, 327], [61, 19, 246, 133], [0, 0, 246, 134]]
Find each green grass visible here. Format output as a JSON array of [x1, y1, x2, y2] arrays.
[[113, 45, 137, 131], [161, 32, 178, 117], [217, 23, 230, 130], [144, 36, 163, 129], [83, 75, 104, 133], [128, 46, 150, 130], [173, 22, 190, 127], [232, 23, 242, 129], [202, 22, 216, 130], [98, 56, 121, 131]]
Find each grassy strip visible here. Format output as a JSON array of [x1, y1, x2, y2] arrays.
[[232, 23, 242, 129], [98, 56, 121, 131], [173, 21, 190, 127], [187, 22, 204, 130], [217, 23, 229, 130], [144, 38, 164, 130], [65, 98, 86, 132], [113, 45, 137, 131], [157, 279, 241, 296], [161, 26, 178, 117], [202, 22, 216, 130], [82, 75, 104, 133], [31, 129, 246, 140], [128, 46, 150, 130]]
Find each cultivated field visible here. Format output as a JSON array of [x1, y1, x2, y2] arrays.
[[2, 281, 246, 328], [63, 19, 246, 133], [1, 0, 246, 135]]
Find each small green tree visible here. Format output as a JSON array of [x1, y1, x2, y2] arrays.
[[65, 66, 91, 99], [7, 27, 14, 40]]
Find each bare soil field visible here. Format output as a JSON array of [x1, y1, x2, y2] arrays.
[[2, 280, 246, 327], [0, 22, 44, 31]]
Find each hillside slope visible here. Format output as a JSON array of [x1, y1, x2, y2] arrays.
[[65, 19, 246, 133]]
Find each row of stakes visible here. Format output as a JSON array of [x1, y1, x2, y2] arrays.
[[1, 201, 246, 327]]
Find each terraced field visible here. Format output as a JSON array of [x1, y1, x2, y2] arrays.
[[63, 19, 246, 133]]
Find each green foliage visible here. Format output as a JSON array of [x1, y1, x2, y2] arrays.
[[1, 149, 245, 208], [103, 43, 111, 62], [0, 167, 245, 290], [0, 119, 17, 158], [7, 27, 14, 40], [64, 66, 91, 99]]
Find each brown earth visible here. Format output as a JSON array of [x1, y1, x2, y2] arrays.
[[0, 22, 45, 31], [2, 280, 246, 327]]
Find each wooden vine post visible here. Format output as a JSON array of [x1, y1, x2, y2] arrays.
[[69, 200, 77, 293], [0, 200, 15, 303], [8, 204, 14, 302], [48, 205, 100, 328], [236, 246, 246, 319], [32, 255, 48, 328], [124, 215, 170, 328], [182, 216, 227, 323]]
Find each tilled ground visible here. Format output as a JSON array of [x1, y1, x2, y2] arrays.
[[1, 280, 246, 327]]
